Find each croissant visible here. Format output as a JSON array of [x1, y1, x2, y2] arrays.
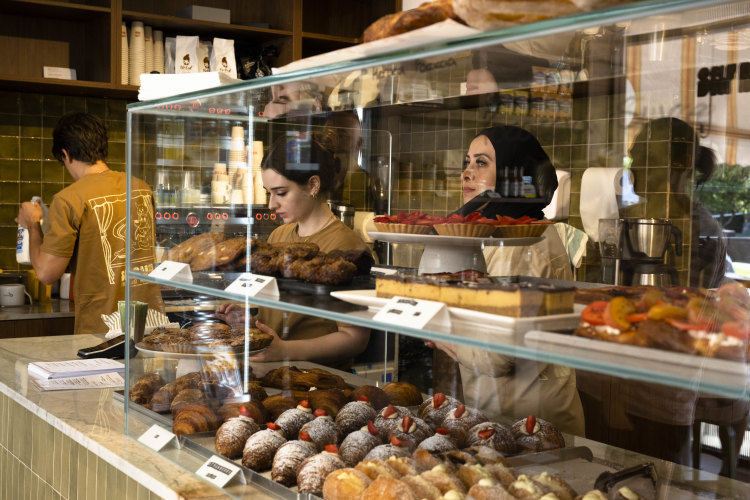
[[263, 395, 300, 421], [217, 401, 268, 424], [170, 388, 215, 415], [150, 382, 178, 413], [172, 403, 220, 436], [307, 389, 350, 418], [129, 372, 166, 406], [382, 382, 423, 407]]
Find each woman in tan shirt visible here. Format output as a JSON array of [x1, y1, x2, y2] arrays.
[[217, 130, 371, 370]]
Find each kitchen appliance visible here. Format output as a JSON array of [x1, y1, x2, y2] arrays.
[[598, 218, 682, 286], [329, 202, 355, 229], [154, 204, 283, 252], [0, 284, 28, 307]]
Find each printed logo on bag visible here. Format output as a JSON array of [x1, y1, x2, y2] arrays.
[[219, 56, 232, 74], [180, 54, 193, 72]]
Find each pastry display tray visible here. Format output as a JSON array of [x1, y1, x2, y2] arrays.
[[135, 343, 267, 359], [524, 330, 750, 397], [331, 289, 583, 335], [161, 272, 376, 298]]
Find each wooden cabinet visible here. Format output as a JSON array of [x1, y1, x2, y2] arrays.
[[0, 0, 399, 97], [0, 317, 75, 339]]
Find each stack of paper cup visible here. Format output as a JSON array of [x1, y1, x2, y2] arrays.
[[121, 23, 129, 85], [128, 21, 146, 86], [144, 26, 153, 74], [152, 30, 164, 74], [250, 141, 266, 204], [227, 126, 246, 203], [212, 163, 231, 204]]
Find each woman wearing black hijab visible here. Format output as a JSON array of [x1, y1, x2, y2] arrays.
[[434, 126, 585, 436], [458, 125, 571, 279], [457, 125, 558, 219]]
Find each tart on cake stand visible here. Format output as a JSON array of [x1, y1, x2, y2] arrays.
[[367, 231, 543, 274]]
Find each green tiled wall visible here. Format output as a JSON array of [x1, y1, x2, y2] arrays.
[[0, 91, 131, 272], [0, 391, 159, 500]]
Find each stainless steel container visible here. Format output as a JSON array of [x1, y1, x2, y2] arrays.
[[334, 204, 355, 229], [625, 218, 677, 258]]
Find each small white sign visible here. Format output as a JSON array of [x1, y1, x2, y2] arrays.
[[43, 66, 77, 80], [373, 296, 451, 330], [137, 424, 178, 451], [370, 266, 399, 275], [196, 455, 246, 488], [149, 261, 193, 283], [225, 273, 279, 297]]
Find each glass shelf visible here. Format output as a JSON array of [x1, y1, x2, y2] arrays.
[[132, 270, 750, 400], [126, 0, 742, 114]]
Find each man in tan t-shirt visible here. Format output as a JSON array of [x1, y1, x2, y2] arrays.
[[16, 112, 162, 334]]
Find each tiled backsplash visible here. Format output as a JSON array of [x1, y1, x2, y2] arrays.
[[0, 91, 131, 271], [0, 87, 692, 283]]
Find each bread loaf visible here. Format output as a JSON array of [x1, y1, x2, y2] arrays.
[[363, 0, 461, 43], [453, 0, 632, 31]]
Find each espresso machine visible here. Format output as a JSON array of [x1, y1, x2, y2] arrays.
[[599, 218, 682, 286]]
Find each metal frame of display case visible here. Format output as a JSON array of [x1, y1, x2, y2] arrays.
[[124, 0, 750, 497]]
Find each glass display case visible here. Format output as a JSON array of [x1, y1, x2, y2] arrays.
[[124, 0, 750, 498]]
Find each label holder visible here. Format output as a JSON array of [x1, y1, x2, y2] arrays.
[[149, 261, 193, 283], [196, 455, 246, 488], [225, 273, 279, 297], [137, 424, 179, 451], [373, 296, 451, 330]]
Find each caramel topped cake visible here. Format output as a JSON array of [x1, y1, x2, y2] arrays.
[[375, 274, 574, 318]]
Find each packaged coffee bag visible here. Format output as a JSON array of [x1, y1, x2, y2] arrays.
[[198, 40, 213, 73], [175, 35, 199, 74], [164, 37, 176, 74], [211, 38, 237, 79]]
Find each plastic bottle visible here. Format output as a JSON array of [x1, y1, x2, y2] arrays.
[[16, 196, 48, 265], [501, 166, 511, 197]]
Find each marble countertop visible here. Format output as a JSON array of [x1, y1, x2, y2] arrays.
[[0, 334, 275, 500], [0, 299, 75, 320]]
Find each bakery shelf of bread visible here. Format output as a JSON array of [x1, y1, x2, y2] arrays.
[[124, 361, 741, 499], [120, 0, 750, 497]]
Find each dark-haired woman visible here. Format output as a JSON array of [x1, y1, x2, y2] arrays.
[[217, 133, 371, 370], [436, 126, 585, 436], [458, 125, 572, 278]]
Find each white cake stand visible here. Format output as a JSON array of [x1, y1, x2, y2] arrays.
[[368, 231, 543, 274]]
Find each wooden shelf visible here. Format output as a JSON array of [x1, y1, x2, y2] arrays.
[[0, 0, 110, 20], [0, 75, 136, 98], [0, 0, 398, 96], [302, 32, 359, 44], [122, 11, 293, 40]]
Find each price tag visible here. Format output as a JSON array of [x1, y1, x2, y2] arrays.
[[373, 296, 451, 330], [137, 424, 179, 452], [149, 261, 193, 283], [196, 455, 246, 488], [225, 273, 279, 297]]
